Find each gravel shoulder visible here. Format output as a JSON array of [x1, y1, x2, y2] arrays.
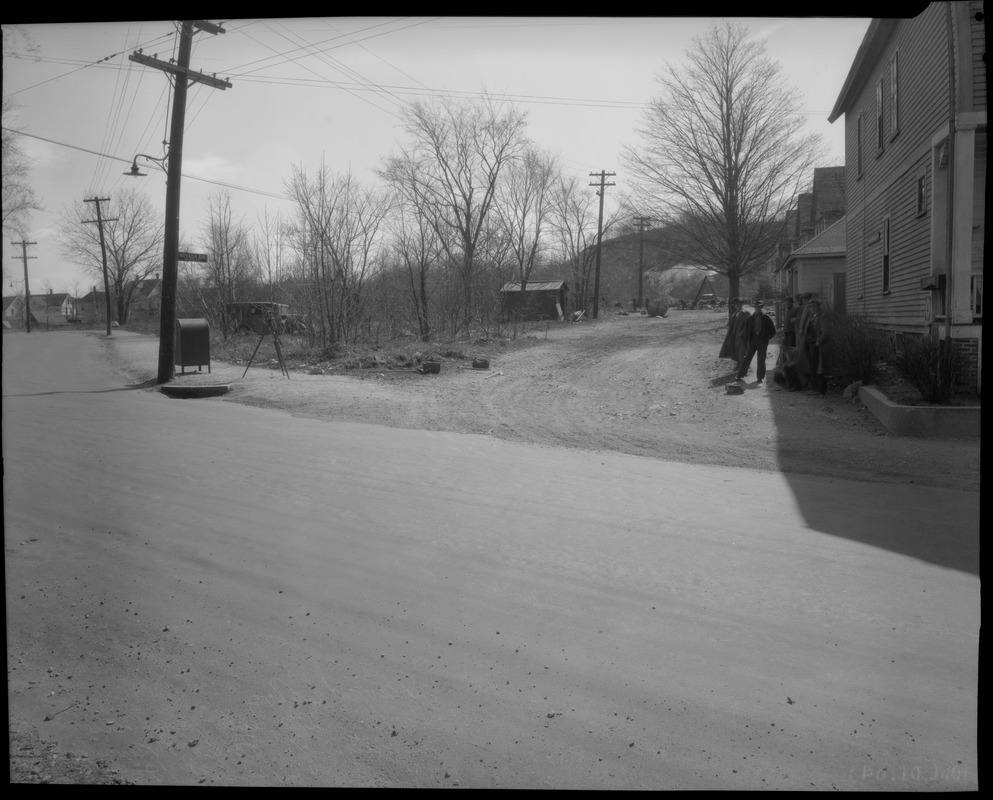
[[108, 310, 979, 492]]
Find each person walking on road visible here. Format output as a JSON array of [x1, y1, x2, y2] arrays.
[[736, 299, 777, 384]]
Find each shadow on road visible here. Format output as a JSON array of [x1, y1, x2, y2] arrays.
[[766, 375, 979, 577], [2, 378, 160, 398]]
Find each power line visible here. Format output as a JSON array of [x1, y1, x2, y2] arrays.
[[2, 127, 291, 202], [223, 17, 437, 78], [244, 20, 403, 121], [3, 29, 177, 97]]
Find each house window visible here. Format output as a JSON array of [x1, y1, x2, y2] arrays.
[[973, 274, 983, 318], [889, 52, 899, 140], [916, 171, 927, 216], [882, 217, 891, 293], [876, 79, 885, 153], [856, 114, 864, 177]]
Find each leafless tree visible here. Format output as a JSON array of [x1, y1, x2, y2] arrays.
[[384, 180, 444, 341], [57, 188, 163, 323], [623, 21, 824, 307], [496, 145, 559, 316], [199, 191, 255, 338], [381, 95, 529, 335], [252, 206, 290, 294], [2, 97, 42, 238], [287, 163, 390, 346], [549, 175, 621, 314]]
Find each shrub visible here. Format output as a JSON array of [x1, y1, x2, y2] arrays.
[[896, 334, 961, 404], [827, 312, 889, 386]]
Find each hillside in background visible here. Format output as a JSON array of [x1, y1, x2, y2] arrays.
[[538, 226, 767, 311]]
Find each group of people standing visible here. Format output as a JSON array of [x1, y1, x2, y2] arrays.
[[720, 293, 831, 394]]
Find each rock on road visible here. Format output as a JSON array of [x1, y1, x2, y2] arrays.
[[3, 331, 979, 788]]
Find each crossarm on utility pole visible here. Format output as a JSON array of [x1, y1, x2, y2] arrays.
[[10, 240, 37, 332], [588, 171, 616, 319], [128, 20, 230, 384], [83, 198, 117, 336]]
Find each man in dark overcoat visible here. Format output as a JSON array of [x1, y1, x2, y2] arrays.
[[805, 298, 831, 394], [719, 298, 751, 366], [736, 299, 778, 383]]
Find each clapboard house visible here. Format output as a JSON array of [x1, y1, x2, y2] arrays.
[[827, 3, 985, 393]]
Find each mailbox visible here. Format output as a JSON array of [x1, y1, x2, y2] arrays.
[[175, 318, 211, 373]]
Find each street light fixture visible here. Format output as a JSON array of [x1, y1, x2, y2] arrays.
[[126, 20, 230, 384], [123, 151, 169, 179]]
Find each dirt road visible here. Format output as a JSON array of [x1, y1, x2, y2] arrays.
[[114, 310, 980, 491], [4, 320, 979, 787]]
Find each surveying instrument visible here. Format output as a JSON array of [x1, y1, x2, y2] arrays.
[[242, 307, 290, 379]]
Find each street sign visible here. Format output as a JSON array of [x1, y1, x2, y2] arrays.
[[178, 251, 208, 263]]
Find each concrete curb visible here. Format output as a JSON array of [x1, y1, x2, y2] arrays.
[[859, 386, 981, 437], [160, 383, 231, 399]]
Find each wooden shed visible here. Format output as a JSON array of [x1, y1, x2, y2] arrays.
[[500, 280, 570, 321]]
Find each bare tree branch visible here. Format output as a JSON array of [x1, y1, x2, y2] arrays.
[[57, 188, 163, 323], [2, 98, 43, 238], [623, 21, 825, 303], [381, 95, 529, 334]]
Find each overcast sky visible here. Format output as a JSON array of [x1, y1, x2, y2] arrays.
[[2, 16, 872, 294]]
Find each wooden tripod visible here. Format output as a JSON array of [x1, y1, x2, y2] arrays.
[[242, 318, 290, 379]]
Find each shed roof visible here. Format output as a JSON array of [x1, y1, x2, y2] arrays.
[[29, 293, 71, 308], [782, 217, 847, 271], [501, 280, 568, 293]]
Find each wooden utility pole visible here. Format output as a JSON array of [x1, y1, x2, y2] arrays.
[[634, 216, 652, 308], [129, 20, 231, 383], [589, 171, 615, 319], [83, 197, 117, 336], [10, 240, 37, 332]]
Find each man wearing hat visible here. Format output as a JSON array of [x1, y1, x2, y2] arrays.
[[783, 295, 798, 348], [736, 298, 777, 383], [803, 297, 831, 394]]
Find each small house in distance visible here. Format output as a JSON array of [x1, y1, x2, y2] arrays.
[[500, 280, 570, 321]]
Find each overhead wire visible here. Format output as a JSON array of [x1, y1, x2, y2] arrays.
[[223, 17, 433, 78], [4, 126, 293, 203], [237, 19, 403, 121], [89, 22, 148, 194], [3, 27, 177, 98], [6, 18, 838, 214]]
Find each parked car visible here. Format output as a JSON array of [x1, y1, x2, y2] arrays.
[[226, 301, 308, 335]]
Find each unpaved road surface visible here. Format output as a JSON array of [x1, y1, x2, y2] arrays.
[[117, 310, 979, 491], [4, 317, 979, 788]]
